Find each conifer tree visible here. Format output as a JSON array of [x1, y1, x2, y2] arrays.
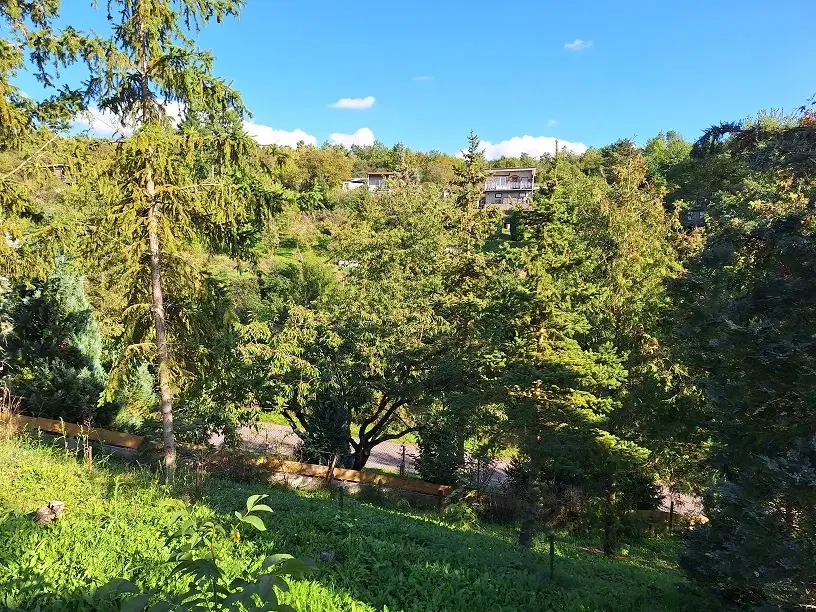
[[80, 0, 250, 474], [0, 0, 85, 278], [452, 130, 487, 235], [677, 111, 816, 608], [1, 262, 110, 425]]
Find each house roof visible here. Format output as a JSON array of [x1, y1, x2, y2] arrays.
[[486, 167, 536, 174], [367, 171, 397, 176]]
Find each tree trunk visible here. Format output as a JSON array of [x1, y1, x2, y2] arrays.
[[351, 445, 371, 471], [602, 474, 617, 557], [147, 164, 176, 477], [518, 476, 538, 548]]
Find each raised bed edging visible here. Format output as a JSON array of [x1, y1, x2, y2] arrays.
[[1, 414, 145, 449]]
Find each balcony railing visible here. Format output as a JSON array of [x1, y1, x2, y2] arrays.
[[484, 179, 533, 191]]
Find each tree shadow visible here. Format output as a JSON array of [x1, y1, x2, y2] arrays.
[[0, 441, 703, 612], [198, 476, 702, 612]]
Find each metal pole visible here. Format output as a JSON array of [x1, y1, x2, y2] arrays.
[[400, 444, 406, 477], [194, 460, 204, 501]]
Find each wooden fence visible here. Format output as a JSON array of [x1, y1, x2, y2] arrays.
[[0, 415, 707, 526], [0, 413, 145, 449]]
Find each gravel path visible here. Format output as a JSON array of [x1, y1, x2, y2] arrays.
[[238, 423, 412, 472]]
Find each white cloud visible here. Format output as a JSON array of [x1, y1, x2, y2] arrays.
[[74, 107, 134, 136], [73, 101, 185, 137], [564, 38, 592, 51], [330, 127, 375, 148], [329, 96, 376, 110], [474, 135, 588, 160], [243, 121, 317, 147], [547, 119, 558, 126], [74, 105, 320, 149], [413, 76, 432, 81]]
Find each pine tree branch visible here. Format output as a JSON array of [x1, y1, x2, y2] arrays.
[[0, 134, 60, 182]]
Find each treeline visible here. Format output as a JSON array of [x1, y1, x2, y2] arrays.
[[1, 2, 815, 609]]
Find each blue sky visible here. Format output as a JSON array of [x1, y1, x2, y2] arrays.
[[17, 0, 816, 157]]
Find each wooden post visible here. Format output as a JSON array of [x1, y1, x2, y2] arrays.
[[668, 497, 675, 534], [194, 461, 204, 501], [84, 444, 93, 470], [548, 533, 555, 580], [327, 453, 338, 485], [337, 484, 345, 509], [399, 444, 406, 477], [476, 459, 481, 490], [438, 490, 445, 515]]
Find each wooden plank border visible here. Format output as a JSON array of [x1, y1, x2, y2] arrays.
[[1, 414, 145, 449], [208, 450, 452, 497]]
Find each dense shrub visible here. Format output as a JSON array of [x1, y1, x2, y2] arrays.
[[414, 418, 459, 485], [0, 265, 114, 426]]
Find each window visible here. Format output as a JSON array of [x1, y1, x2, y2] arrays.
[[495, 193, 502, 200], [494, 176, 507, 186]]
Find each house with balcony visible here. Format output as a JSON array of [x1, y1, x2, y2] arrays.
[[367, 171, 396, 192], [480, 167, 536, 211]]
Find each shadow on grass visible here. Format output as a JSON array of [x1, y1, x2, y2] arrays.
[[0, 438, 707, 612], [198, 475, 705, 612]]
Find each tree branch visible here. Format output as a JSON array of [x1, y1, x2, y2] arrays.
[[372, 426, 420, 446], [0, 133, 60, 182], [367, 398, 408, 442], [358, 394, 390, 435]]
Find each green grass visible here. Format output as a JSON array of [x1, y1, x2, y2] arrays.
[[257, 411, 292, 426], [0, 435, 704, 611]]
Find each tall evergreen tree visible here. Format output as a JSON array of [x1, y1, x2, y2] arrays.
[[0, 0, 85, 279], [452, 130, 488, 240], [80, 0, 251, 473]]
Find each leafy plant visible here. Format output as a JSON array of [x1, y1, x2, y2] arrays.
[[94, 495, 312, 611]]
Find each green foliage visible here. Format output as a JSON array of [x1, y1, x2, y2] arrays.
[[414, 413, 459, 485], [676, 111, 816, 608], [93, 494, 312, 611], [1, 262, 112, 424], [0, 435, 701, 612]]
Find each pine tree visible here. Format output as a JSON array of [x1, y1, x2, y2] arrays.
[[452, 130, 487, 219], [79, 0, 251, 474], [0, 0, 85, 279]]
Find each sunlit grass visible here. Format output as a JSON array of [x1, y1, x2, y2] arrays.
[[0, 436, 703, 611]]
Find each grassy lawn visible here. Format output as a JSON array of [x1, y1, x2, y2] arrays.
[[0, 435, 704, 611]]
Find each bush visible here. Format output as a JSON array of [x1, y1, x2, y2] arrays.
[[415, 418, 459, 485], [1, 265, 113, 426]]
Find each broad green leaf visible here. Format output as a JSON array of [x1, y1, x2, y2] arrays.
[[121, 594, 150, 612], [246, 494, 268, 512], [240, 514, 266, 531], [262, 554, 293, 569]]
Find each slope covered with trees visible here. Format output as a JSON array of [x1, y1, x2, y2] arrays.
[[1, 2, 815, 609]]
